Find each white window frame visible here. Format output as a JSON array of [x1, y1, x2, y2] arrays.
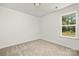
[[60, 11, 78, 39]]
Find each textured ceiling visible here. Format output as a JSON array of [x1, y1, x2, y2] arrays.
[[0, 3, 73, 17]]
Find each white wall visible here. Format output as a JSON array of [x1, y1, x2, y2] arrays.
[[41, 4, 79, 50], [0, 7, 40, 49]]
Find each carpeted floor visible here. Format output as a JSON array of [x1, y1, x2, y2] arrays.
[[0, 39, 79, 56]]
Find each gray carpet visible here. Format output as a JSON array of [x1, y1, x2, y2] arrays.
[[0, 39, 79, 56]]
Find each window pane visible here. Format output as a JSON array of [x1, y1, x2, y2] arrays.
[[62, 26, 76, 37], [62, 13, 76, 25]]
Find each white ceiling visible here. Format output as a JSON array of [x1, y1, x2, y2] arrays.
[[0, 3, 73, 17]]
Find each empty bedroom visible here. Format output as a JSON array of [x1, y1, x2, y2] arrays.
[[0, 3, 79, 56]]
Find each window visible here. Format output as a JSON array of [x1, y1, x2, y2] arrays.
[[60, 11, 77, 38]]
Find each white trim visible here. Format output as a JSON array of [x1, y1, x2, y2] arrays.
[[60, 11, 78, 39], [61, 25, 76, 26]]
